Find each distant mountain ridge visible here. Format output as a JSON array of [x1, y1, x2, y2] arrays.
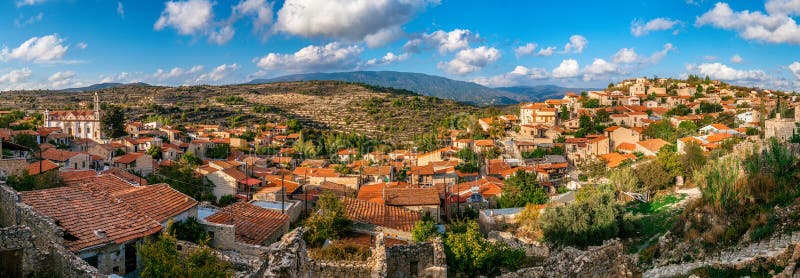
[[249, 71, 522, 106], [495, 85, 598, 102], [59, 82, 151, 93]]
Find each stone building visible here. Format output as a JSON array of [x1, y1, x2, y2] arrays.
[[764, 114, 797, 142], [43, 92, 103, 142]]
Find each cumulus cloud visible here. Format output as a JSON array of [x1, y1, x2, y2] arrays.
[[47, 71, 77, 88], [366, 52, 409, 66], [537, 46, 556, 56], [404, 29, 479, 54], [696, 2, 800, 44], [562, 35, 588, 54], [195, 63, 239, 84], [154, 0, 214, 35], [514, 43, 537, 57], [274, 0, 436, 47], [582, 59, 619, 81], [209, 25, 236, 45], [99, 72, 130, 83], [76, 42, 88, 50], [552, 59, 580, 78], [612, 48, 639, 64], [254, 42, 363, 72], [0, 68, 33, 84], [789, 61, 800, 80], [233, 0, 274, 32], [696, 63, 768, 81], [631, 18, 682, 37], [14, 12, 43, 28], [437, 46, 501, 75], [731, 54, 744, 63], [363, 26, 403, 48], [644, 43, 675, 64], [472, 65, 548, 87], [0, 34, 69, 63]]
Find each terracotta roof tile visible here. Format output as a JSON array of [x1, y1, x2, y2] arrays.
[[205, 202, 288, 245], [28, 160, 59, 175], [40, 148, 81, 162], [113, 152, 145, 164], [115, 184, 198, 223], [341, 197, 420, 232], [383, 187, 440, 206]]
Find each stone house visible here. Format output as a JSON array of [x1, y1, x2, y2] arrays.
[[112, 152, 154, 176], [342, 197, 421, 241], [40, 148, 93, 170], [203, 202, 289, 254]]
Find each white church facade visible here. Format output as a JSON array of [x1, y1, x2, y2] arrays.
[[43, 92, 104, 142]]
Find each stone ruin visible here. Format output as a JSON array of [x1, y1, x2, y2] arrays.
[[260, 227, 447, 278], [500, 239, 641, 278]]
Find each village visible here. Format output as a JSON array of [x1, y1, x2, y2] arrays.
[[1, 76, 800, 278]]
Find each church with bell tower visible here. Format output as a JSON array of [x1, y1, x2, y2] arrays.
[[43, 92, 104, 142]]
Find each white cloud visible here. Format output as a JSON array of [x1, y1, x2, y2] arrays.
[[363, 26, 403, 48], [552, 59, 580, 78], [153, 65, 204, 81], [274, 0, 436, 45], [154, 0, 214, 35], [645, 43, 675, 64], [254, 42, 363, 72], [407, 29, 479, 54], [612, 48, 639, 64], [47, 71, 77, 88], [562, 35, 587, 54], [582, 58, 619, 81], [117, 2, 125, 17], [472, 65, 548, 87], [14, 12, 43, 28], [789, 61, 800, 80], [514, 43, 537, 57], [631, 18, 682, 37], [537, 46, 556, 56], [437, 46, 501, 75], [99, 72, 130, 83], [696, 2, 800, 44], [765, 0, 800, 15], [234, 0, 274, 32], [0, 68, 33, 84], [731, 54, 744, 63], [76, 42, 88, 50], [366, 52, 409, 66], [195, 63, 239, 84], [209, 25, 236, 45], [696, 63, 769, 81], [15, 0, 45, 7], [0, 34, 69, 63]]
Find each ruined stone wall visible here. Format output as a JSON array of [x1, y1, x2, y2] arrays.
[[175, 240, 263, 276], [500, 239, 639, 278], [202, 221, 272, 257], [0, 183, 102, 277], [0, 158, 29, 178], [261, 228, 446, 278]]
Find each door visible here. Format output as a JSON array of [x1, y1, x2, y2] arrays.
[[124, 243, 137, 274]]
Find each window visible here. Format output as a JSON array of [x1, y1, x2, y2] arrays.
[[84, 255, 98, 267]]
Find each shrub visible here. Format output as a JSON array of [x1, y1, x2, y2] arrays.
[[496, 170, 548, 208], [444, 220, 526, 277], [539, 191, 621, 247], [309, 243, 371, 261], [304, 193, 352, 247], [169, 217, 208, 244]]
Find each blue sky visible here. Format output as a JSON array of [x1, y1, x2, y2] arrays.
[[1, 0, 799, 91]]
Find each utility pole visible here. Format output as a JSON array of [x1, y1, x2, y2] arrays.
[[281, 170, 285, 214]]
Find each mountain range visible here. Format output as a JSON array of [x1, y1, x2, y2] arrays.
[[58, 71, 594, 106], [249, 71, 594, 106]]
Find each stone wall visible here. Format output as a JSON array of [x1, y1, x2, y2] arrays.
[[488, 231, 549, 258], [261, 228, 446, 278], [0, 183, 102, 277], [0, 158, 29, 179], [202, 221, 273, 257], [175, 240, 262, 276], [500, 239, 639, 278]]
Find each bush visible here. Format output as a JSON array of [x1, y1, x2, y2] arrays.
[[444, 220, 526, 277], [309, 243, 371, 261], [304, 193, 352, 247], [217, 195, 237, 207], [539, 191, 621, 247], [496, 170, 548, 208], [169, 217, 208, 244]]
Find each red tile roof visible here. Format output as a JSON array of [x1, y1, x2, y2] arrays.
[[383, 187, 440, 206], [341, 197, 420, 232], [28, 160, 59, 175], [40, 148, 81, 162], [113, 152, 145, 164], [20, 185, 163, 252], [115, 184, 198, 223], [204, 202, 288, 245], [60, 169, 99, 183]]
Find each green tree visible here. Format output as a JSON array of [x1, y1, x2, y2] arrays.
[[680, 142, 706, 178], [168, 217, 208, 244], [206, 144, 230, 159], [634, 161, 674, 194], [101, 105, 127, 138], [12, 134, 39, 151], [411, 212, 438, 243], [560, 105, 569, 120], [149, 161, 214, 202], [538, 190, 620, 247], [139, 227, 232, 278], [643, 120, 677, 142], [444, 220, 525, 276], [217, 195, 237, 207], [147, 145, 162, 159], [7, 170, 65, 192], [304, 193, 352, 247], [496, 170, 548, 208]]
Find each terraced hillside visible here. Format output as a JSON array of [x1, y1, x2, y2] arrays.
[[0, 81, 478, 144]]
